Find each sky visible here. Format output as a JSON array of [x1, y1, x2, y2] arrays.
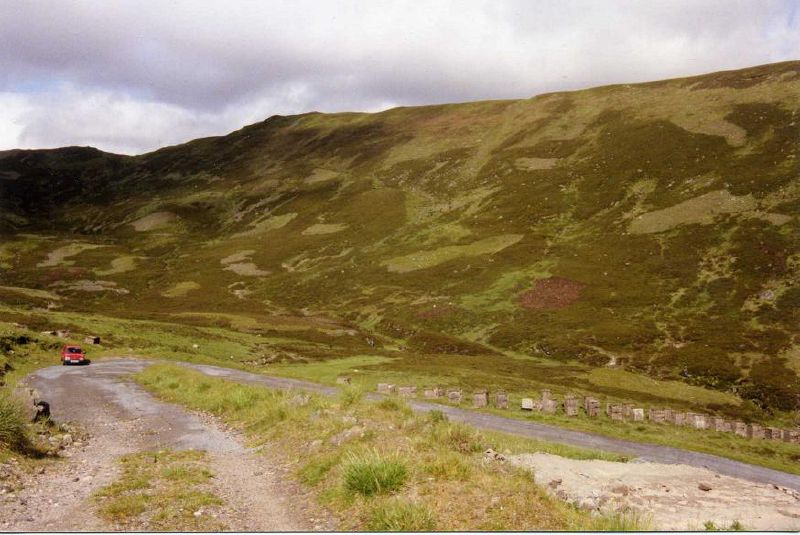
[[1, 0, 798, 155]]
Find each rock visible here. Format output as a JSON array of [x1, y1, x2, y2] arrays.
[[62, 434, 73, 446], [698, 482, 712, 492], [193, 509, 203, 517], [611, 484, 630, 496], [289, 394, 311, 407], [548, 478, 562, 489]]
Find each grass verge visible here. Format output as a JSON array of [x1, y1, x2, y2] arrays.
[[135, 363, 647, 531]]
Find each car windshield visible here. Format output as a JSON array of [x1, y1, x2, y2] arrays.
[[67, 347, 83, 354]]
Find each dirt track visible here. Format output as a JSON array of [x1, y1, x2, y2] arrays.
[[2, 359, 330, 532]]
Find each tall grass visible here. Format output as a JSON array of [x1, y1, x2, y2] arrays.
[[367, 499, 436, 531], [343, 450, 408, 496], [0, 392, 29, 451]]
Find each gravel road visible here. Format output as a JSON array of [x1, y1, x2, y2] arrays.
[[3, 359, 331, 532], [176, 359, 800, 492]]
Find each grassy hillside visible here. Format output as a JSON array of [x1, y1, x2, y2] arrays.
[[0, 61, 798, 419]]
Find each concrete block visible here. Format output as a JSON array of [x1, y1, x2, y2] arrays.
[[84, 336, 101, 345], [672, 412, 686, 426], [765, 427, 783, 441], [623, 404, 634, 418], [732, 421, 748, 438], [784, 430, 800, 444], [632, 408, 645, 422], [423, 388, 443, 399], [746, 423, 765, 439], [541, 389, 552, 401], [447, 389, 462, 404], [494, 391, 509, 409], [542, 398, 557, 414], [692, 414, 707, 430], [377, 383, 396, 394], [521, 398, 534, 411], [473, 390, 489, 408], [564, 395, 579, 417], [336, 376, 352, 385], [585, 399, 600, 418], [398, 386, 417, 398], [648, 408, 666, 423], [609, 404, 623, 422]]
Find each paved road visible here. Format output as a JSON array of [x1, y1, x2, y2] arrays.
[[29, 358, 800, 492]]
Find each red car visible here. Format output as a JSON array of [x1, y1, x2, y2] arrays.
[[60, 345, 87, 365]]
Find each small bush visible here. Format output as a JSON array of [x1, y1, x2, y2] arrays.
[[339, 387, 363, 408], [367, 499, 436, 531], [443, 422, 484, 454], [343, 451, 407, 496], [0, 392, 28, 451], [428, 409, 448, 424]]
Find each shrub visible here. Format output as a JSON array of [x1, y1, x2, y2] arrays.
[[428, 409, 448, 424], [343, 451, 407, 496], [339, 387, 363, 409], [367, 499, 436, 531], [0, 392, 28, 451]]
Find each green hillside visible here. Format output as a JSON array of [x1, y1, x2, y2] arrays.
[[1, 60, 798, 416]]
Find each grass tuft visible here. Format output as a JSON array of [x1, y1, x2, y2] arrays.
[[367, 498, 437, 531], [343, 450, 408, 497], [0, 393, 29, 451]]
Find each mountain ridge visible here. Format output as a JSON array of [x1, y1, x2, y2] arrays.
[[1, 59, 798, 414]]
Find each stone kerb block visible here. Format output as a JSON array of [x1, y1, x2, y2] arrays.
[[670, 412, 685, 426], [84, 336, 101, 345], [564, 395, 579, 417], [746, 423, 765, 440], [473, 390, 489, 408], [585, 398, 600, 418], [632, 408, 645, 422], [423, 388, 443, 399], [765, 427, 783, 441], [336, 376, 352, 385], [692, 414, 707, 430], [447, 389, 462, 404], [784, 430, 800, 444], [398, 386, 417, 398], [494, 391, 509, 409], [623, 404, 634, 419], [663, 409, 674, 422], [609, 404, 624, 422], [377, 383, 396, 394], [521, 398, 535, 411], [541, 389, 552, 402], [542, 398, 557, 414], [710, 417, 728, 432], [732, 421, 748, 438], [648, 408, 666, 424]]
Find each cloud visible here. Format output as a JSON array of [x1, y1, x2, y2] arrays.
[[1, 0, 798, 154]]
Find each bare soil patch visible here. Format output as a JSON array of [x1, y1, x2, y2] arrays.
[[518, 276, 585, 309]]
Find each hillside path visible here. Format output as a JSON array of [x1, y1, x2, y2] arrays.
[[2, 359, 330, 532]]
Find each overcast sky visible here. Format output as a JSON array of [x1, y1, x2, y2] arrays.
[[1, 0, 797, 155]]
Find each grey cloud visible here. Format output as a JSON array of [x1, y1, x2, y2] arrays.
[[1, 0, 798, 154]]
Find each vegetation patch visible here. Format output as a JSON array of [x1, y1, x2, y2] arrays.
[[629, 190, 757, 234], [302, 223, 348, 235], [130, 212, 177, 231], [93, 449, 224, 531], [519, 276, 586, 310], [382, 234, 523, 273], [37, 243, 105, 267], [161, 281, 201, 298]]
